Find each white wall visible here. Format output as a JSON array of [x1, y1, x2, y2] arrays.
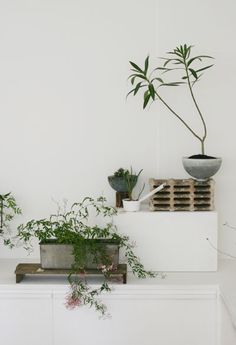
[[1, 0, 236, 259], [156, 0, 236, 255], [0, 0, 158, 257]]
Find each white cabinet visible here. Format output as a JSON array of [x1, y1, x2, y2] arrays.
[[53, 288, 217, 345], [0, 290, 52, 345], [220, 296, 236, 345], [115, 211, 218, 271]]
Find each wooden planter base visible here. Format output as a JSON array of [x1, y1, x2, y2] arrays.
[[15, 263, 127, 284]]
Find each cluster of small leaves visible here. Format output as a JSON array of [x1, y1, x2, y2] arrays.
[[7, 196, 157, 316], [162, 44, 213, 85], [0, 193, 22, 235], [127, 44, 213, 109], [14, 197, 117, 251], [113, 168, 129, 177]]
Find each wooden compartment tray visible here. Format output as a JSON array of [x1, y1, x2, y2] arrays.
[[15, 263, 127, 284], [149, 178, 215, 211]]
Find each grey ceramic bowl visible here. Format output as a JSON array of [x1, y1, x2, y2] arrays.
[[108, 175, 138, 192], [182, 157, 222, 180]]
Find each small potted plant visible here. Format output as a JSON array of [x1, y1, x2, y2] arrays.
[[127, 44, 222, 180], [108, 167, 143, 207], [7, 196, 156, 317]]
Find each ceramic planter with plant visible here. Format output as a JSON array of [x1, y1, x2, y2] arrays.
[[112, 167, 145, 211], [128, 44, 222, 180], [108, 167, 143, 207], [0, 192, 21, 242], [6, 196, 156, 317]]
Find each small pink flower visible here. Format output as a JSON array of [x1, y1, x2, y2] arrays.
[[107, 263, 117, 271], [97, 264, 107, 272], [97, 263, 117, 273], [65, 295, 81, 310]]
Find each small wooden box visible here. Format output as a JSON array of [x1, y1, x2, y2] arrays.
[[149, 178, 215, 211]]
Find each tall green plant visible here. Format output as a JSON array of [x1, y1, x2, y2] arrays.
[[128, 44, 214, 155]]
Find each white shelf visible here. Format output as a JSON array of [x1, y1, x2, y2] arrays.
[[115, 210, 218, 271]]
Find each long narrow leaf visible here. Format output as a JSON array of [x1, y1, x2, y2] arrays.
[[167, 51, 182, 57], [189, 68, 198, 80], [196, 64, 214, 73], [163, 59, 172, 67], [187, 55, 213, 67], [128, 74, 147, 83], [129, 61, 144, 73], [148, 84, 155, 100], [126, 88, 135, 99], [143, 91, 151, 109], [151, 77, 164, 83], [154, 67, 172, 71], [160, 82, 185, 87], [144, 56, 149, 75], [131, 76, 136, 85], [164, 58, 183, 67], [134, 82, 146, 95]]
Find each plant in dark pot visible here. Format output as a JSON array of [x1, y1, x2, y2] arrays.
[[108, 167, 143, 207], [6, 196, 156, 317], [127, 44, 222, 180]]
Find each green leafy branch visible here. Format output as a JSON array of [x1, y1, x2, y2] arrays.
[[128, 44, 214, 154], [0, 193, 21, 235]]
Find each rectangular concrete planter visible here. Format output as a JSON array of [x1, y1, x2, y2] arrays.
[[40, 239, 119, 269]]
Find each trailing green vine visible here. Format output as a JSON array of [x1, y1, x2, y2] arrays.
[[0, 193, 21, 238], [6, 196, 157, 317]]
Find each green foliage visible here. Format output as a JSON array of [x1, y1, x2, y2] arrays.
[[112, 167, 144, 200], [113, 168, 129, 177], [123, 167, 144, 201], [127, 44, 214, 154], [0, 193, 21, 236], [7, 196, 156, 317]]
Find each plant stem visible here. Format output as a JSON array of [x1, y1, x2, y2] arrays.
[[184, 60, 207, 155], [201, 140, 205, 155], [154, 90, 203, 145]]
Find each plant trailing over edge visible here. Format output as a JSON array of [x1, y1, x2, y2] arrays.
[[127, 44, 214, 155], [6, 196, 157, 317], [0, 193, 22, 238]]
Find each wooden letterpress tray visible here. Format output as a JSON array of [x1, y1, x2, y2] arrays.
[[15, 263, 127, 284], [149, 178, 215, 211]]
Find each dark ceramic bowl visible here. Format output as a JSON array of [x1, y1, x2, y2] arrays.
[[108, 175, 138, 192]]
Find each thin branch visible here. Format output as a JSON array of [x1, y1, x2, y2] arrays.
[[206, 238, 236, 259], [184, 61, 207, 154], [154, 90, 202, 143]]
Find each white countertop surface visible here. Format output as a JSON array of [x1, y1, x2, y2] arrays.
[[0, 258, 236, 329]]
